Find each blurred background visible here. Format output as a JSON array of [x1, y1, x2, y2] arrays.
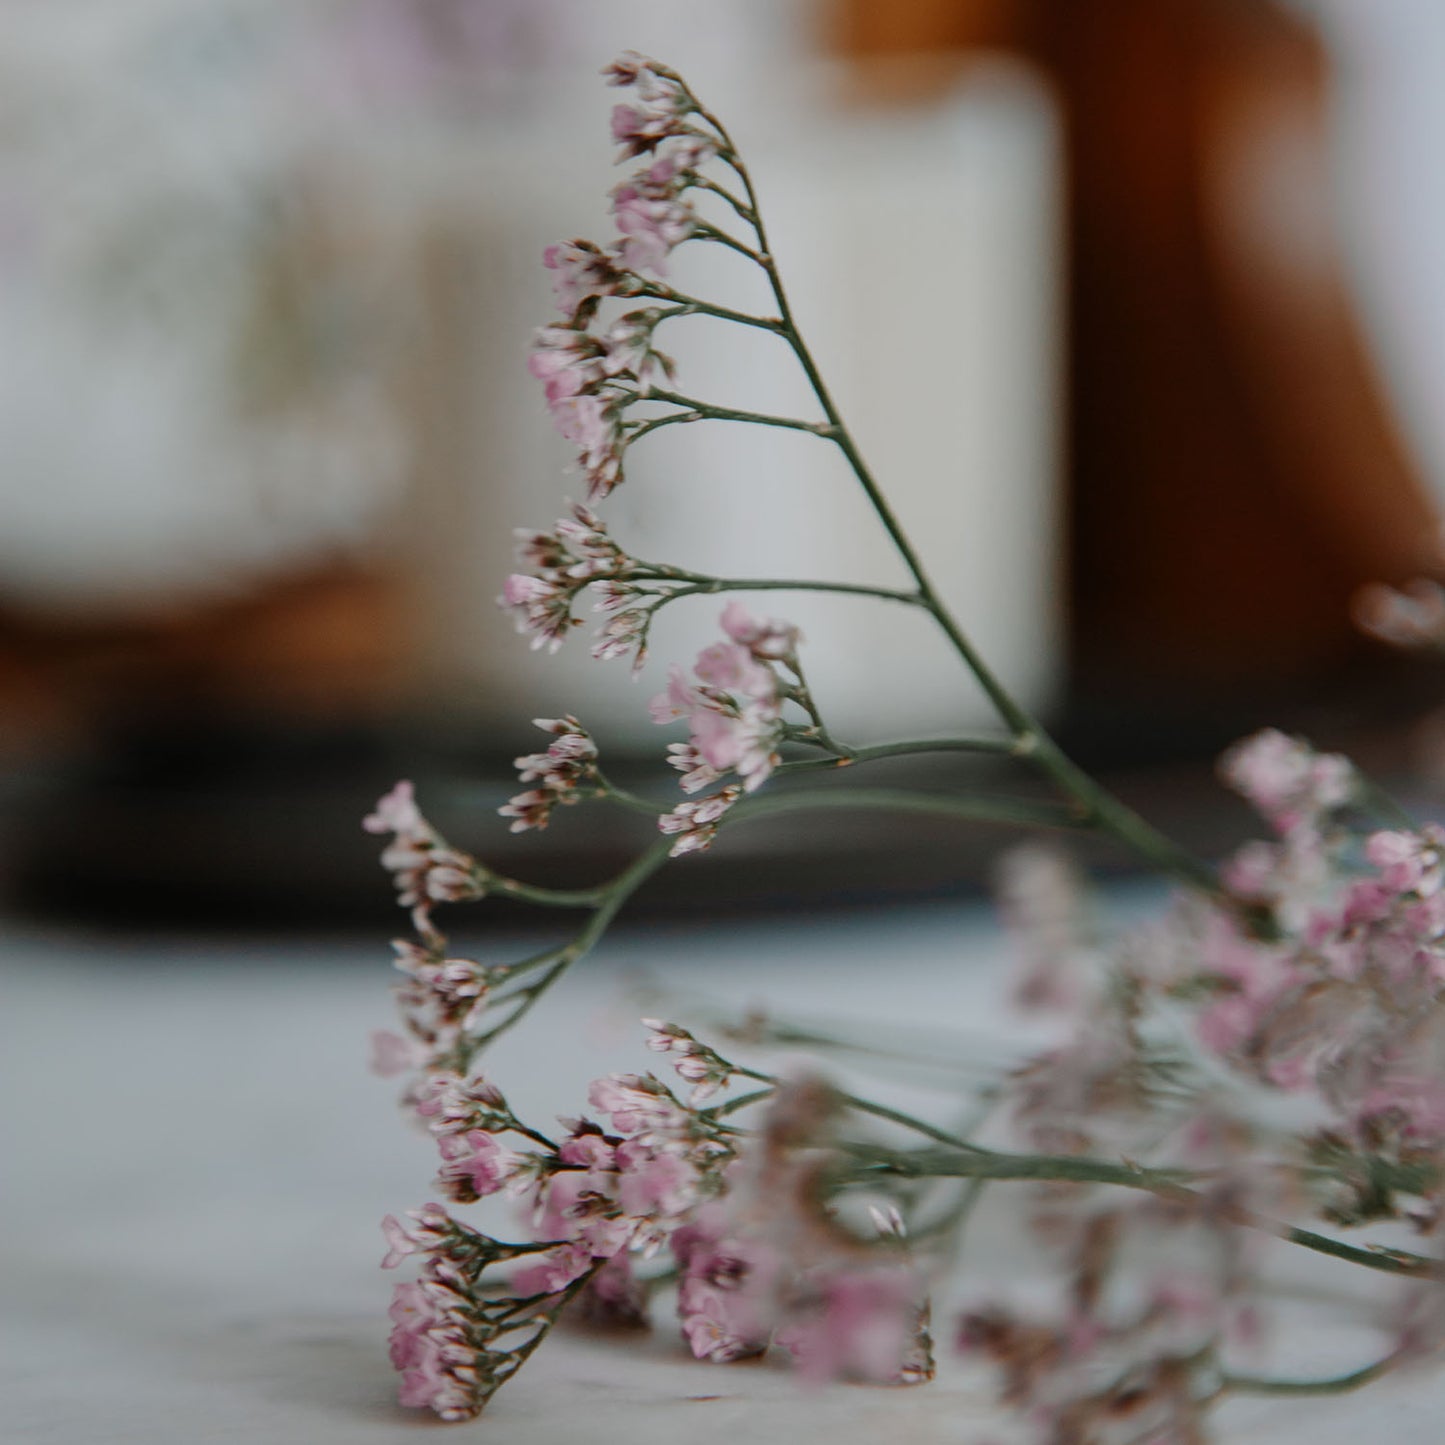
[[3, 0, 1445, 927]]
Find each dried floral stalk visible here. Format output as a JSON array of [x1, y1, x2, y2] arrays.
[[368, 54, 1445, 1438]]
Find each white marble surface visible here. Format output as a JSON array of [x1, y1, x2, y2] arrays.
[[5, 901, 1445, 1442]]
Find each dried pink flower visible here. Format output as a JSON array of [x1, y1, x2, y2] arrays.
[[1219, 728, 1354, 836], [500, 716, 599, 833], [542, 240, 630, 316], [363, 782, 485, 934], [658, 786, 744, 856]]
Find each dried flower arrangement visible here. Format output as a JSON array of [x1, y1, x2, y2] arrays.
[[366, 55, 1445, 1438]]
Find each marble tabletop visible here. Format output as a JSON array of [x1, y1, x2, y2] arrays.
[[6, 900, 1444, 1443]]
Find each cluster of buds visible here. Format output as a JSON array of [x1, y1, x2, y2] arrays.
[[1213, 729, 1358, 935], [651, 601, 799, 793], [643, 1018, 737, 1103], [530, 57, 724, 499], [498, 716, 600, 833], [412, 1073, 528, 1206], [602, 54, 717, 280], [959, 1168, 1260, 1440], [381, 1206, 491, 1421], [510, 1076, 733, 1295], [656, 784, 744, 858], [1169, 805, 1445, 1180], [650, 602, 803, 856], [525, 317, 675, 502], [370, 940, 505, 1075], [1218, 728, 1355, 839], [363, 782, 487, 936], [380, 1063, 744, 1394], [500, 505, 660, 669], [382, 1202, 613, 1423], [669, 1078, 934, 1383]]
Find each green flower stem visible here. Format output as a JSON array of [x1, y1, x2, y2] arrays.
[[1216, 1353, 1402, 1398], [638, 290, 783, 334], [704, 1086, 777, 1119], [624, 410, 708, 445], [729, 786, 1089, 834], [841, 1094, 990, 1153], [490, 876, 606, 909], [641, 388, 833, 437], [700, 130, 1235, 911], [464, 838, 676, 1059], [510, 1120, 560, 1152], [482, 772, 1094, 1020], [688, 175, 757, 224], [731, 1064, 989, 1154], [592, 770, 663, 817], [851, 1144, 1442, 1280], [718, 1016, 989, 1078], [690, 220, 768, 264], [835, 735, 1023, 762], [486, 1265, 603, 1381], [654, 576, 924, 608]]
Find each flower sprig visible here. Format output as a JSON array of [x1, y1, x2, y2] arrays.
[[367, 51, 1445, 1436]]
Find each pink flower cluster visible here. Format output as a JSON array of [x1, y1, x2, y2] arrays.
[[411, 1071, 525, 1204], [1216, 730, 1356, 935], [530, 58, 723, 499], [643, 1018, 736, 1103], [606, 52, 696, 159], [611, 142, 712, 277], [1218, 728, 1354, 838], [961, 1281, 1223, 1441], [525, 314, 682, 501], [381, 1205, 486, 1421], [498, 716, 599, 833], [370, 939, 499, 1077], [603, 56, 715, 278], [364, 782, 485, 935], [500, 503, 655, 668], [651, 602, 801, 855], [959, 1109, 1254, 1439], [656, 786, 745, 858], [512, 1073, 732, 1296], [674, 1213, 933, 1383], [1215, 826, 1445, 1156], [997, 728, 1445, 1253], [667, 1100, 933, 1384]]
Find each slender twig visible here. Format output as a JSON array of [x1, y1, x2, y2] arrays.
[[490, 876, 605, 909], [642, 388, 833, 437], [636, 288, 783, 334], [703, 126, 1238, 912], [1217, 1352, 1404, 1398], [688, 175, 757, 224], [654, 576, 923, 608], [689, 220, 767, 264], [849, 1143, 1443, 1280], [729, 786, 1088, 833], [462, 839, 676, 1060], [732, 1065, 989, 1154], [704, 1086, 777, 1120], [592, 770, 662, 817]]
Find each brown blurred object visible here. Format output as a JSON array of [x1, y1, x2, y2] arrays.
[[829, 0, 1444, 701], [0, 563, 403, 765], [831, 0, 1026, 56]]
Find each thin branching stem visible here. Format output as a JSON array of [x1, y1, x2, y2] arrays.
[[641, 388, 833, 437], [1216, 1353, 1404, 1398], [849, 1143, 1443, 1280]]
